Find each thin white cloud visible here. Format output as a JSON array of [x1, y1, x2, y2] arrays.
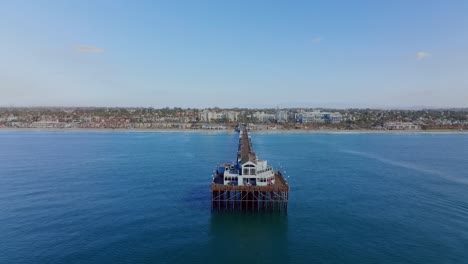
[[416, 51, 431, 60], [311, 37, 322, 43], [75, 45, 105, 53]]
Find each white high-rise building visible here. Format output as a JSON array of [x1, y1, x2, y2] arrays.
[[297, 111, 342, 124], [275, 111, 289, 122], [199, 110, 239, 122]]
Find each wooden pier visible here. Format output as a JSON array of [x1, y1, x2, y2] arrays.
[[211, 125, 290, 212], [211, 172, 289, 212]]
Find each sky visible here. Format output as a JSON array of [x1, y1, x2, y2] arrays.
[[1, 0, 467, 108]]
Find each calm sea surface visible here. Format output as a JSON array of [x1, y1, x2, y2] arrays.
[[1, 131, 468, 263]]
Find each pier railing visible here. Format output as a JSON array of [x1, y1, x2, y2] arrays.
[[211, 172, 289, 192], [211, 184, 289, 192]]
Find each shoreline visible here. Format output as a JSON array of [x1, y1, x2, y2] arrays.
[[0, 127, 466, 134], [0, 127, 233, 134]]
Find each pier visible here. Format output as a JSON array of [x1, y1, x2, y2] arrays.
[[211, 126, 289, 212]]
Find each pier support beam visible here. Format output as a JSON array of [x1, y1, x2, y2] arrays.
[[211, 174, 289, 213]]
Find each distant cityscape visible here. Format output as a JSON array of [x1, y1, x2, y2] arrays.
[[1, 107, 467, 131]]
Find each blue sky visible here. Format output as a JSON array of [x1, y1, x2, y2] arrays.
[[1, 0, 467, 108]]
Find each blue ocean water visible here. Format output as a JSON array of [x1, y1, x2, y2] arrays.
[[1, 131, 468, 263]]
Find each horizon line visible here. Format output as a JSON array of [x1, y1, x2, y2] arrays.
[[1, 105, 468, 111]]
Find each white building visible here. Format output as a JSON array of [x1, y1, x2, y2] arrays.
[[199, 110, 214, 122], [324, 112, 343, 123], [224, 111, 239, 122], [275, 111, 289, 122], [6, 115, 17, 121], [253, 111, 275, 122], [297, 111, 325, 123], [297, 111, 342, 124], [384, 122, 421, 130], [199, 110, 239, 122]]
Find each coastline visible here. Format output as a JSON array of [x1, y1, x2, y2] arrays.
[[0, 127, 466, 134], [0, 127, 234, 133], [252, 129, 468, 134]]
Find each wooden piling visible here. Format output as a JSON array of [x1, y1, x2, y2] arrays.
[[211, 172, 289, 212]]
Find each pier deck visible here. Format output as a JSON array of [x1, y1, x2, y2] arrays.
[[211, 172, 289, 192]]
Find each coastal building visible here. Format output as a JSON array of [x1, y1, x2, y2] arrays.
[[297, 111, 343, 124], [297, 111, 325, 123], [6, 115, 17, 121], [384, 122, 421, 130], [324, 112, 343, 123], [198, 110, 239, 122], [253, 111, 275, 122], [224, 111, 239, 122], [199, 110, 218, 122], [275, 111, 289, 122]]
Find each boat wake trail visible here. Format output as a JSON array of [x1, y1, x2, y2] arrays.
[[341, 149, 468, 185]]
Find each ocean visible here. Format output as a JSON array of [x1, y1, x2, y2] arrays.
[[1, 131, 467, 263]]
